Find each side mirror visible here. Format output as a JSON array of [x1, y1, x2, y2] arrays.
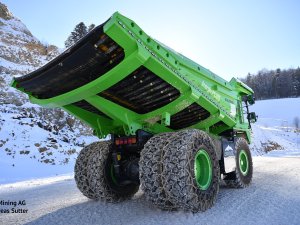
[[242, 95, 255, 105], [247, 112, 257, 123], [247, 95, 255, 105]]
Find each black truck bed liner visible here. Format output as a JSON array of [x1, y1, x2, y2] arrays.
[[15, 22, 124, 99]]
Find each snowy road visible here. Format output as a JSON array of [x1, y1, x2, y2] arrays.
[[1, 156, 300, 225]]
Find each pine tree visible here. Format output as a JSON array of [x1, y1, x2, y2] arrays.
[[241, 67, 300, 100], [88, 24, 95, 32], [64, 22, 88, 48]]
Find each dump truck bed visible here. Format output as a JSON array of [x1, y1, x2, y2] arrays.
[[15, 21, 124, 99], [12, 12, 254, 141]]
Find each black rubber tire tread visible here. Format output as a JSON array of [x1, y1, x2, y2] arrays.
[[74, 142, 99, 199], [224, 137, 253, 188], [163, 129, 220, 212], [87, 141, 139, 202], [139, 132, 178, 210]]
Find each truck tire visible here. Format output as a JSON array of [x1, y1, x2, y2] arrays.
[[224, 137, 253, 188], [139, 132, 178, 210], [87, 141, 139, 202], [74, 142, 99, 199], [163, 129, 220, 212]]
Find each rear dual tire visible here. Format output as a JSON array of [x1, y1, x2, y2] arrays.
[[75, 141, 139, 202], [74, 142, 99, 199], [139, 133, 177, 210], [140, 129, 220, 212]]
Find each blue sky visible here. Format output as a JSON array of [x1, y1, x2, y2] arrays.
[[2, 0, 300, 80]]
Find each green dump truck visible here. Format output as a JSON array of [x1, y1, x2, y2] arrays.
[[12, 12, 257, 212]]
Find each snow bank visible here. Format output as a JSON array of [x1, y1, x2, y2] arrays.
[[249, 97, 300, 156], [0, 108, 98, 184]]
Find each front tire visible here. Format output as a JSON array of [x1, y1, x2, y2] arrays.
[[224, 137, 253, 188]]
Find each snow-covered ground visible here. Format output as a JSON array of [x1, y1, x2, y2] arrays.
[[250, 98, 300, 126], [249, 98, 300, 156], [0, 104, 98, 184]]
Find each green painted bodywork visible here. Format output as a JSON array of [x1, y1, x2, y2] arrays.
[[11, 12, 254, 142]]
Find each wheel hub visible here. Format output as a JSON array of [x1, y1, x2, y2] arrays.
[[194, 149, 212, 190], [239, 150, 249, 175]]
